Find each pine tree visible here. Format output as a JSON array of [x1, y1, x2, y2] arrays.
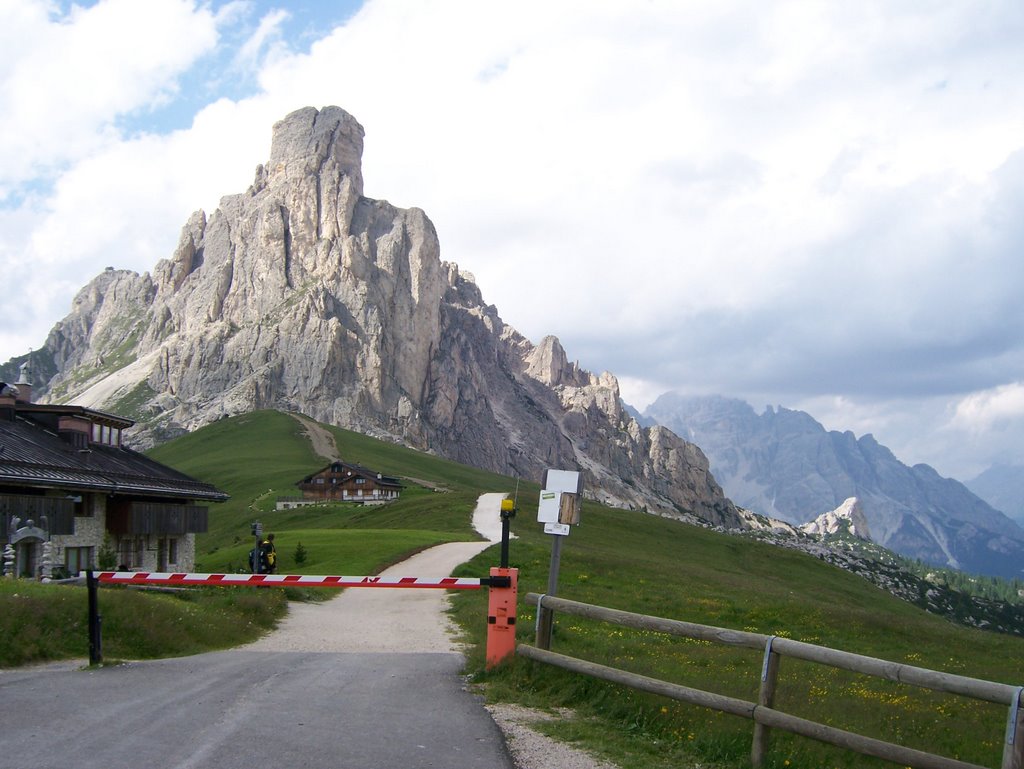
[[294, 541, 307, 566], [97, 533, 117, 570]]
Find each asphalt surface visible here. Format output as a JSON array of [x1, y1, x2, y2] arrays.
[[0, 650, 515, 769]]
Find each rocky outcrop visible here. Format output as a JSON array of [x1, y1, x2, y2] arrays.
[[22, 106, 740, 526], [645, 393, 1024, 578], [800, 497, 871, 540]]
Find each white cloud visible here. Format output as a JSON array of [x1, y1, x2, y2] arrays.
[[951, 383, 1024, 435], [0, 0, 221, 190], [232, 7, 290, 73]]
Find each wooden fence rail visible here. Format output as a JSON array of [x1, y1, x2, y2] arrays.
[[521, 592, 1024, 769]]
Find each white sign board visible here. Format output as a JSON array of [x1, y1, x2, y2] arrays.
[[542, 469, 582, 496], [544, 522, 571, 536], [537, 490, 560, 523], [537, 468, 584, 527]]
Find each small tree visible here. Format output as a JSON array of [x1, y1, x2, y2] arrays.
[[97, 533, 117, 570], [293, 541, 307, 567]]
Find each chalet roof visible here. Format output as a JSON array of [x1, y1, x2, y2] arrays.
[[0, 415, 228, 502], [299, 459, 404, 489], [15, 404, 133, 428]]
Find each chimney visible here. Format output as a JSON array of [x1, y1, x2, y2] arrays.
[[14, 359, 33, 404], [0, 382, 16, 421]]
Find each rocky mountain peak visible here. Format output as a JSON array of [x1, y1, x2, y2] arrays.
[[525, 335, 587, 388], [23, 106, 741, 527]]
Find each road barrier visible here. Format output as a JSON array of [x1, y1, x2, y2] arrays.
[[90, 571, 494, 589], [82, 569, 517, 668], [521, 592, 1024, 769]]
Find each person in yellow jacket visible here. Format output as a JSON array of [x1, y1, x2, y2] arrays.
[[259, 533, 277, 574]]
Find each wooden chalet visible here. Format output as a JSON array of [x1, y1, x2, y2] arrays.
[[296, 459, 404, 504], [0, 363, 228, 577]]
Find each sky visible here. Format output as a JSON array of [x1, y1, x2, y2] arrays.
[[1, 0, 1022, 483]]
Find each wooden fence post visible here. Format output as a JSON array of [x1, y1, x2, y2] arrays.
[[752, 635, 780, 768], [1003, 686, 1024, 769]]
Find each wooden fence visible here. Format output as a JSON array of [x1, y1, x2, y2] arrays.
[[520, 592, 1024, 769]]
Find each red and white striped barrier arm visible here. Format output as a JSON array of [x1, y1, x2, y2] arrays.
[[86, 571, 487, 589]]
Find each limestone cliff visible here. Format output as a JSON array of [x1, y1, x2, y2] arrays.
[[28, 106, 740, 526]]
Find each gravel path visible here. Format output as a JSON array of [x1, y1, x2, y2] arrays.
[[244, 492, 618, 769]]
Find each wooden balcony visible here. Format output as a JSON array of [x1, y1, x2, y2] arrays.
[[107, 501, 208, 536], [0, 494, 76, 537]]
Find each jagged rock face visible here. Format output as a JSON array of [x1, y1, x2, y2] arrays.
[[28, 106, 740, 526], [646, 393, 1024, 578], [800, 497, 872, 540]]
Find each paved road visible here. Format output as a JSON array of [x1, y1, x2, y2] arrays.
[[0, 650, 514, 769]]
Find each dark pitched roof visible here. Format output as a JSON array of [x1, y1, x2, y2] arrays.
[[0, 415, 228, 502], [299, 459, 404, 489]]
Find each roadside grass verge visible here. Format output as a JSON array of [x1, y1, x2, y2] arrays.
[[0, 579, 286, 668], [196, 528, 465, 576], [449, 506, 1024, 769]]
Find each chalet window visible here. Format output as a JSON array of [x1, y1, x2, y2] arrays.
[[71, 493, 93, 517], [118, 538, 132, 567], [65, 547, 93, 574], [355, 478, 365, 485], [315, 478, 325, 485], [89, 422, 121, 446], [168, 538, 179, 565], [114, 536, 150, 568]]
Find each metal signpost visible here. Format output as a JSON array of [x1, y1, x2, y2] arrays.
[[536, 469, 582, 649], [250, 521, 262, 574]]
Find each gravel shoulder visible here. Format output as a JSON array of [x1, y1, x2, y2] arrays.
[[245, 492, 618, 769]]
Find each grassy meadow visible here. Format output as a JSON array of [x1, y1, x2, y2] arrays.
[[5, 409, 1023, 769], [0, 577, 287, 666], [451, 508, 1023, 769]]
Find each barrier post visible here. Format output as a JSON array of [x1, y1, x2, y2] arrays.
[[485, 566, 518, 669], [86, 569, 102, 666]]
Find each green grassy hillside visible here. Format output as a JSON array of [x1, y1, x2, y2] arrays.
[[145, 409, 520, 571], [7, 410, 1022, 769], [453, 508, 1024, 768]]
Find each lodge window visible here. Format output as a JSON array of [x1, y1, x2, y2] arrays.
[[118, 537, 146, 568], [90, 422, 122, 447], [355, 478, 365, 484], [65, 547, 94, 574], [71, 493, 92, 517], [168, 538, 179, 565], [118, 539, 132, 568]]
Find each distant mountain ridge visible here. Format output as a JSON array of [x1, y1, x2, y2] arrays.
[[966, 465, 1024, 526], [3, 106, 738, 527], [645, 393, 1024, 578]]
